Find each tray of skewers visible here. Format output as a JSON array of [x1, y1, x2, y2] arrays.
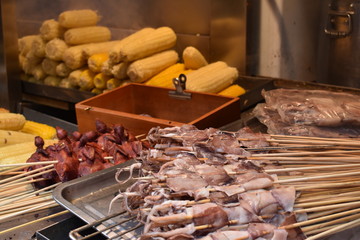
[[52, 123, 360, 240]]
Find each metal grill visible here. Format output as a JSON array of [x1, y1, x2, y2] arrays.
[[69, 210, 143, 240]]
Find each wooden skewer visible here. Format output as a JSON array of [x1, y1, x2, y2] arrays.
[[0, 200, 58, 222], [307, 206, 356, 220], [295, 196, 360, 208], [0, 196, 53, 214], [298, 189, 360, 203], [0, 166, 28, 175], [267, 138, 360, 147], [305, 217, 360, 240], [252, 150, 360, 157], [301, 212, 360, 233], [282, 208, 360, 230], [265, 163, 360, 173], [304, 224, 339, 236], [0, 178, 47, 190], [0, 164, 54, 185], [0, 182, 60, 207], [249, 156, 360, 161], [0, 209, 69, 235], [0, 160, 58, 168], [270, 134, 360, 142], [295, 200, 360, 213], [276, 171, 360, 184], [0, 168, 55, 188]]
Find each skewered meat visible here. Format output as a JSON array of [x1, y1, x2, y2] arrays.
[[109, 125, 306, 239], [26, 120, 148, 188]]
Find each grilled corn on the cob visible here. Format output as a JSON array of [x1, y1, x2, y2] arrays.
[[32, 36, 46, 58], [182, 46, 208, 70], [88, 53, 109, 73], [56, 62, 72, 77], [40, 19, 65, 41], [20, 120, 56, 139], [145, 63, 192, 88], [94, 72, 111, 90], [119, 27, 176, 62], [127, 50, 179, 83], [109, 28, 155, 64], [0, 113, 26, 131], [186, 62, 238, 93], [79, 69, 96, 91], [111, 62, 129, 80], [218, 84, 246, 97], [42, 58, 59, 76], [59, 9, 99, 28], [64, 26, 111, 45], [45, 38, 68, 61]]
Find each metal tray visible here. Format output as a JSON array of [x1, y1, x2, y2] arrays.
[[52, 160, 141, 239]]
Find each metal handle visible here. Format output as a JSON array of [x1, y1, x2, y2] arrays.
[[324, 12, 352, 37]]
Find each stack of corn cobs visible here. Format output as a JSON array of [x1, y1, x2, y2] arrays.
[[0, 109, 57, 166], [18, 9, 245, 97]]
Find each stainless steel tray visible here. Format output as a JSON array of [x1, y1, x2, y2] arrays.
[[52, 160, 141, 239]]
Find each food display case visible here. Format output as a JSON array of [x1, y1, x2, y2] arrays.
[[1, 1, 360, 240]]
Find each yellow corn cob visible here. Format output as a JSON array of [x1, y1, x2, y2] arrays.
[[186, 62, 239, 93], [0, 113, 26, 131], [44, 76, 61, 86], [91, 88, 102, 95], [23, 50, 42, 74], [79, 69, 96, 91], [0, 108, 9, 113], [182, 46, 208, 70], [111, 62, 129, 79], [68, 69, 85, 87], [62, 44, 92, 69], [18, 35, 39, 56], [32, 64, 46, 81], [88, 53, 109, 73], [32, 36, 46, 58], [127, 50, 179, 83], [59, 78, 76, 89], [41, 58, 59, 76], [101, 59, 114, 76], [82, 40, 122, 59], [40, 19, 65, 41], [106, 78, 121, 90], [64, 26, 111, 45], [45, 38, 68, 61], [20, 120, 56, 139], [119, 27, 177, 62], [0, 130, 35, 146], [56, 62, 72, 77], [109, 28, 155, 64], [94, 72, 111, 90], [58, 9, 99, 28], [0, 139, 57, 163], [145, 63, 192, 88], [218, 84, 246, 97]]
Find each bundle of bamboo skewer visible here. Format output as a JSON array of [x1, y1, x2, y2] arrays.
[[1, 133, 360, 239]]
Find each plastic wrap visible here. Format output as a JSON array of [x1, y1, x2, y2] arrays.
[[253, 89, 360, 138], [262, 89, 360, 127]]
